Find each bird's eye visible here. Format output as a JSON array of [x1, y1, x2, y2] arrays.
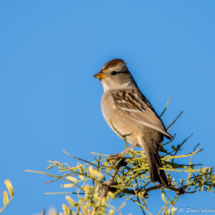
[[111, 71, 118, 76]]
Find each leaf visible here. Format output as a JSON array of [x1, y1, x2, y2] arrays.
[[109, 209, 114, 215], [161, 192, 168, 204], [65, 195, 76, 206], [84, 185, 90, 200], [97, 155, 101, 171], [3, 191, 9, 206], [89, 166, 93, 175], [159, 145, 167, 153], [61, 184, 74, 188], [119, 202, 126, 209], [209, 167, 213, 178], [89, 166, 103, 179], [172, 145, 176, 151], [62, 204, 69, 215], [176, 144, 181, 150], [205, 167, 209, 180], [4, 179, 14, 197], [66, 176, 78, 183], [172, 207, 177, 214], [46, 165, 53, 170], [79, 175, 85, 180], [108, 191, 116, 199]]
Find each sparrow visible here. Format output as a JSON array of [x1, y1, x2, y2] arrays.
[[93, 59, 172, 187]]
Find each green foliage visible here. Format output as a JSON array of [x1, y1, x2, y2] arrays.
[[26, 97, 215, 215], [27, 140, 214, 214], [0, 179, 14, 213]]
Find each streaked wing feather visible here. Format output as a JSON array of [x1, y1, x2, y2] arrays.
[[112, 89, 172, 139]]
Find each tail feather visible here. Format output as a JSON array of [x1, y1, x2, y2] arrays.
[[147, 151, 168, 187]]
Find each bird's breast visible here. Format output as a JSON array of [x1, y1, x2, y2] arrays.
[[101, 92, 139, 144]]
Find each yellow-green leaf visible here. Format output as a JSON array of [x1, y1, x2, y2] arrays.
[[79, 175, 85, 180], [108, 191, 116, 199], [61, 184, 74, 188], [89, 166, 94, 176], [3, 191, 9, 206], [94, 171, 103, 179], [62, 204, 69, 215], [161, 192, 168, 204], [89, 166, 103, 179], [4, 179, 14, 197], [120, 202, 126, 209], [171, 207, 177, 214], [46, 165, 53, 170], [66, 176, 78, 183], [109, 209, 114, 215], [65, 195, 76, 206]]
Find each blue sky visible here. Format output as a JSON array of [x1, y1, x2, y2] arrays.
[[1, 1, 215, 214]]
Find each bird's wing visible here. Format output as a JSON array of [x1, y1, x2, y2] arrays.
[[111, 89, 172, 139]]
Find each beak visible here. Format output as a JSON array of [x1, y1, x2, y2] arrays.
[[93, 72, 106, 79]]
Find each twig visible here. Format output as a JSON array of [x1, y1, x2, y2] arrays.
[[63, 150, 97, 167], [163, 134, 176, 146], [160, 96, 171, 118], [167, 111, 183, 131], [99, 159, 126, 210]]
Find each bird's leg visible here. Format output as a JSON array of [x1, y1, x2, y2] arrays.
[[108, 120, 135, 159], [118, 143, 137, 156], [107, 143, 137, 160]]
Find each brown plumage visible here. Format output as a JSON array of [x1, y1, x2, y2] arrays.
[[100, 59, 126, 73], [94, 58, 172, 187], [112, 89, 172, 140]]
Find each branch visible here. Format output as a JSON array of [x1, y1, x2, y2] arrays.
[[119, 184, 188, 197], [99, 159, 127, 210]]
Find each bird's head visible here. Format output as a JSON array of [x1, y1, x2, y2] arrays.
[[94, 59, 136, 91]]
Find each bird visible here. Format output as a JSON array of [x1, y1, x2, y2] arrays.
[[93, 58, 172, 187]]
